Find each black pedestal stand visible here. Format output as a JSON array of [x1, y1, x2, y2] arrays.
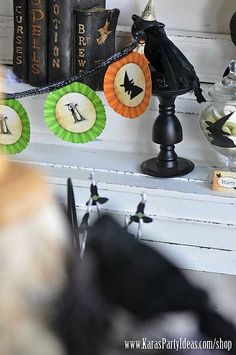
[[141, 88, 194, 178]]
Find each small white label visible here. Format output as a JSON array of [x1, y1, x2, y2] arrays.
[[213, 170, 236, 193], [218, 177, 236, 189]]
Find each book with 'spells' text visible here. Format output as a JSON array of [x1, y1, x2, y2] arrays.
[[28, 0, 48, 86]]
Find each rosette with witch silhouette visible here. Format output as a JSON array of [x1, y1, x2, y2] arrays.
[[104, 52, 152, 119]]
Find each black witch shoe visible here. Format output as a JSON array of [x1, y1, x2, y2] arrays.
[[67, 178, 80, 251], [123, 215, 135, 239], [79, 212, 90, 258], [130, 193, 153, 224], [79, 212, 90, 231], [86, 183, 109, 207], [86, 174, 109, 218], [130, 193, 153, 239]]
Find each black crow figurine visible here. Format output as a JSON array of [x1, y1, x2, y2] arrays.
[[131, 0, 206, 104]]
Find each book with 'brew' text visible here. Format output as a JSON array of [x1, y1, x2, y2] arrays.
[[48, 0, 106, 84], [75, 6, 120, 90]]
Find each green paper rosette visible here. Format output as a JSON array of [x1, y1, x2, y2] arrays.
[[0, 99, 30, 154], [44, 82, 106, 144]]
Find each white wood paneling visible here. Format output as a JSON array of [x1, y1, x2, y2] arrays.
[[0, 17, 13, 65], [0, 2, 13, 16], [12, 144, 236, 275], [1, 0, 234, 33], [107, 0, 234, 33], [2, 17, 235, 81]]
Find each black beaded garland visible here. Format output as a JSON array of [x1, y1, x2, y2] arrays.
[[3, 42, 137, 100]]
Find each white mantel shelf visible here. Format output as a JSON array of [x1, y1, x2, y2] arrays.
[[14, 143, 236, 277]]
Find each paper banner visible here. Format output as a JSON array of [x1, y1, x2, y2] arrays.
[[0, 99, 30, 154], [104, 52, 152, 119], [44, 82, 106, 144]]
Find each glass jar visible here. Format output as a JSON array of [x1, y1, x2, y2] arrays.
[[199, 60, 236, 171]]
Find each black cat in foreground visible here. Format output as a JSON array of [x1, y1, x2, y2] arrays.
[[56, 215, 236, 355]]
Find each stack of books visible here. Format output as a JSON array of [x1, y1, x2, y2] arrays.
[[13, 0, 119, 89]]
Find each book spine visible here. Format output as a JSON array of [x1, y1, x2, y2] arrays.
[[77, 0, 106, 9], [48, 0, 106, 84], [94, 8, 120, 90], [28, 0, 48, 86], [72, 1, 106, 76], [13, 0, 28, 82], [48, 0, 74, 84], [75, 11, 92, 86], [75, 8, 120, 90]]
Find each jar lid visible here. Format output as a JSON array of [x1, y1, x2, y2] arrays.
[[209, 60, 236, 101]]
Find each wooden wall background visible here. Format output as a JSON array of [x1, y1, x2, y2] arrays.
[[107, 0, 234, 34], [0, 0, 234, 33]]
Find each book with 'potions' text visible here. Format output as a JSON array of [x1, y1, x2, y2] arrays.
[[48, 0, 106, 84]]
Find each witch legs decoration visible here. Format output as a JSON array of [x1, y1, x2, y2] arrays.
[[67, 173, 109, 258], [67, 177, 154, 256], [125, 193, 153, 239]]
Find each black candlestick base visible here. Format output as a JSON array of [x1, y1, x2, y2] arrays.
[[141, 156, 194, 178], [141, 88, 195, 178]]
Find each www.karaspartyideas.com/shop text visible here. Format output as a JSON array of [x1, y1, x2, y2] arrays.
[[124, 338, 233, 352]]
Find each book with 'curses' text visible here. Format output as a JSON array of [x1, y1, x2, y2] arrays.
[[13, 0, 28, 82]]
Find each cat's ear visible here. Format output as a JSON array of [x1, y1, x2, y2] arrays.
[[230, 12, 236, 47]]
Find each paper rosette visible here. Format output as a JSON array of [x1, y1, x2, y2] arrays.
[[0, 99, 30, 154], [104, 52, 152, 119], [44, 82, 106, 144]]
